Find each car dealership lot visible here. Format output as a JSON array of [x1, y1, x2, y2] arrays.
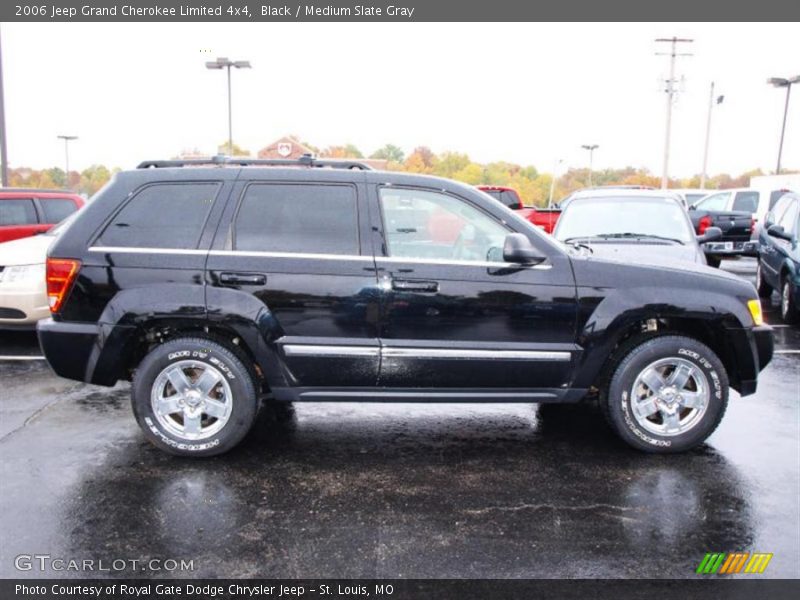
[[0, 258, 797, 579]]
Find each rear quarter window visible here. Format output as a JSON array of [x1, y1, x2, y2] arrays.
[[0, 198, 37, 226], [233, 183, 359, 255], [96, 183, 220, 249], [40, 198, 79, 224]]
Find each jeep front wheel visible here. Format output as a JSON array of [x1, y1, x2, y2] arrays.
[[132, 337, 259, 457], [603, 336, 728, 453]]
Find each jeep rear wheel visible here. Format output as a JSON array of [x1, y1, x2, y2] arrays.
[[132, 337, 259, 457], [603, 336, 728, 453]]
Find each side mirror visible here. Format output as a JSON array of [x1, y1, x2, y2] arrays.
[[767, 224, 793, 242], [688, 204, 697, 211], [697, 226, 722, 243], [503, 233, 546, 264]]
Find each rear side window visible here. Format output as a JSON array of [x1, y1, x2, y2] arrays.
[[97, 183, 219, 249], [732, 191, 758, 213], [0, 199, 37, 226], [695, 192, 730, 211], [234, 184, 359, 255], [40, 198, 78, 223]]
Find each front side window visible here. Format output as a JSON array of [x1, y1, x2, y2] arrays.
[[777, 199, 799, 234], [732, 191, 759, 213], [695, 192, 730, 211], [41, 198, 79, 223], [234, 183, 359, 255], [0, 199, 37, 226], [379, 188, 509, 262], [97, 183, 219, 249]]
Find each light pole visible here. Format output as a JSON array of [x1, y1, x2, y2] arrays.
[[0, 26, 8, 187], [767, 75, 800, 175], [581, 144, 598, 186], [205, 57, 251, 156], [700, 82, 724, 189], [548, 159, 563, 208], [57, 135, 78, 189]]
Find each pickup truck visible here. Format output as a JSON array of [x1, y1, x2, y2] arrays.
[[688, 198, 754, 267], [477, 185, 561, 233]]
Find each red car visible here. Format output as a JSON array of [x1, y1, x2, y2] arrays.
[[0, 189, 85, 244], [476, 185, 561, 234]]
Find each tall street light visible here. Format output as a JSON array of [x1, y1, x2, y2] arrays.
[[0, 26, 8, 187], [206, 57, 251, 156], [581, 144, 599, 186], [57, 135, 78, 189], [700, 82, 724, 189], [767, 75, 800, 175]]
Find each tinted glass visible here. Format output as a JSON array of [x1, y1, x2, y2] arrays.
[[235, 184, 359, 255], [769, 195, 793, 225], [40, 198, 78, 223], [555, 197, 694, 243], [97, 183, 219, 249], [769, 190, 789, 211], [0, 199, 37, 226], [695, 192, 730, 211], [777, 198, 799, 234], [732, 191, 759, 213], [380, 188, 508, 262], [684, 193, 706, 205]]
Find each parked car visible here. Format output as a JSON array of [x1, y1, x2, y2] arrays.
[[552, 190, 721, 266], [38, 156, 772, 457], [687, 193, 754, 267], [558, 185, 656, 207], [0, 211, 79, 329], [0, 188, 84, 243], [756, 192, 800, 323], [670, 188, 709, 209], [477, 185, 561, 233], [693, 187, 793, 228]]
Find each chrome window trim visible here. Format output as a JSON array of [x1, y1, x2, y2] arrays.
[[210, 250, 374, 261], [376, 256, 551, 269], [88, 246, 207, 255]]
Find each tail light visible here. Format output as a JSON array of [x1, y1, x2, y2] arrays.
[[698, 215, 712, 235], [46, 258, 81, 313], [750, 217, 756, 233]]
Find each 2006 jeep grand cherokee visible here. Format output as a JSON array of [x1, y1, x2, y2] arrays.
[[37, 156, 774, 457]]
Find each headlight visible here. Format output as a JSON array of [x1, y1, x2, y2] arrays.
[[0, 264, 46, 283], [747, 299, 764, 326]]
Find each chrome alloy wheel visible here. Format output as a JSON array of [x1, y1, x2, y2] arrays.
[[151, 360, 233, 441], [630, 357, 710, 436]]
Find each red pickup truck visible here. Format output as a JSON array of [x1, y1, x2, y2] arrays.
[[477, 185, 561, 234], [0, 189, 85, 243]]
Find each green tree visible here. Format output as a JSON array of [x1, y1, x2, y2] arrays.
[[217, 142, 250, 156], [370, 144, 405, 163]]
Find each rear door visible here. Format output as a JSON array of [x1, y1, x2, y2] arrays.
[[370, 183, 579, 394], [206, 170, 381, 389], [0, 198, 42, 242]]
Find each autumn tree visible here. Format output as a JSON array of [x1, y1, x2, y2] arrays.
[[217, 142, 251, 157], [321, 144, 363, 158], [370, 144, 405, 163]]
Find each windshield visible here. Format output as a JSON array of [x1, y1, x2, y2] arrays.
[[554, 196, 694, 243]]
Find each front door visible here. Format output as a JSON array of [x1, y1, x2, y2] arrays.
[[370, 185, 578, 395]]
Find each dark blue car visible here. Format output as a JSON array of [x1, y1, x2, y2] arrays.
[[756, 192, 800, 323]]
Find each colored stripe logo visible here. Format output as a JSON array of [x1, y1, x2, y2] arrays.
[[696, 552, 773, 574]]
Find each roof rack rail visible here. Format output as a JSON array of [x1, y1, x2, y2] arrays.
[[137, 154, 374, 170]]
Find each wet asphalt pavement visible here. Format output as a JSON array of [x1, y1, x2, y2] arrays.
[[0, 258, 797, 579]]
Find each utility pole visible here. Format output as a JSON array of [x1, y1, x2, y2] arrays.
[[700, 82, 724, 189], [768, 76, 800, 175], [57, 135, 78, 189], [548, 159, 563, 208], [0, 26, 8, 187], [581, 144, 599, 186], [656, 37, 693, 189]]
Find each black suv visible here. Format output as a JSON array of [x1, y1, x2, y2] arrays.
[[38, 157, 774, 456]]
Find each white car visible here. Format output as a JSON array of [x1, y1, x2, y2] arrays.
[[0, 214, 75, 329]]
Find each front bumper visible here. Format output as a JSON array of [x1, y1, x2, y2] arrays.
[[0, 284, 49, 329]]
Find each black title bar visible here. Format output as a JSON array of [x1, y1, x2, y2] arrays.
[[3, 0, 800, 21]]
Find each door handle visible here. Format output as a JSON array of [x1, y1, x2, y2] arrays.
[[391, 278, 439, 293], [219, 272, 267, 285]]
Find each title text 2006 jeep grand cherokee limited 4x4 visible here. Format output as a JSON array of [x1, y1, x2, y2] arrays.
[[37, 156, 773, 457]]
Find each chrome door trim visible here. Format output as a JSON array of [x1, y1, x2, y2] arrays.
[[381, 348, 571, 361], [283, 345, 380, 358]]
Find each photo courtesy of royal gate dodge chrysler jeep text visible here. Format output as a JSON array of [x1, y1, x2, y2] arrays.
[[37, 156, 773, 457]]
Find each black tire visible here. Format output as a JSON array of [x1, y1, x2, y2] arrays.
[[705, 256, 721, 269], [756, 262, 773, 299], [781, 278, 799, 324], [603, 335, 729, 453], [132, 337, 259, 457]]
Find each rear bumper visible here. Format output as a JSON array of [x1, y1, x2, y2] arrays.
[[703, 240, 753, 257], [729, 325, 774, 397], [37, 318, 100, 383]]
